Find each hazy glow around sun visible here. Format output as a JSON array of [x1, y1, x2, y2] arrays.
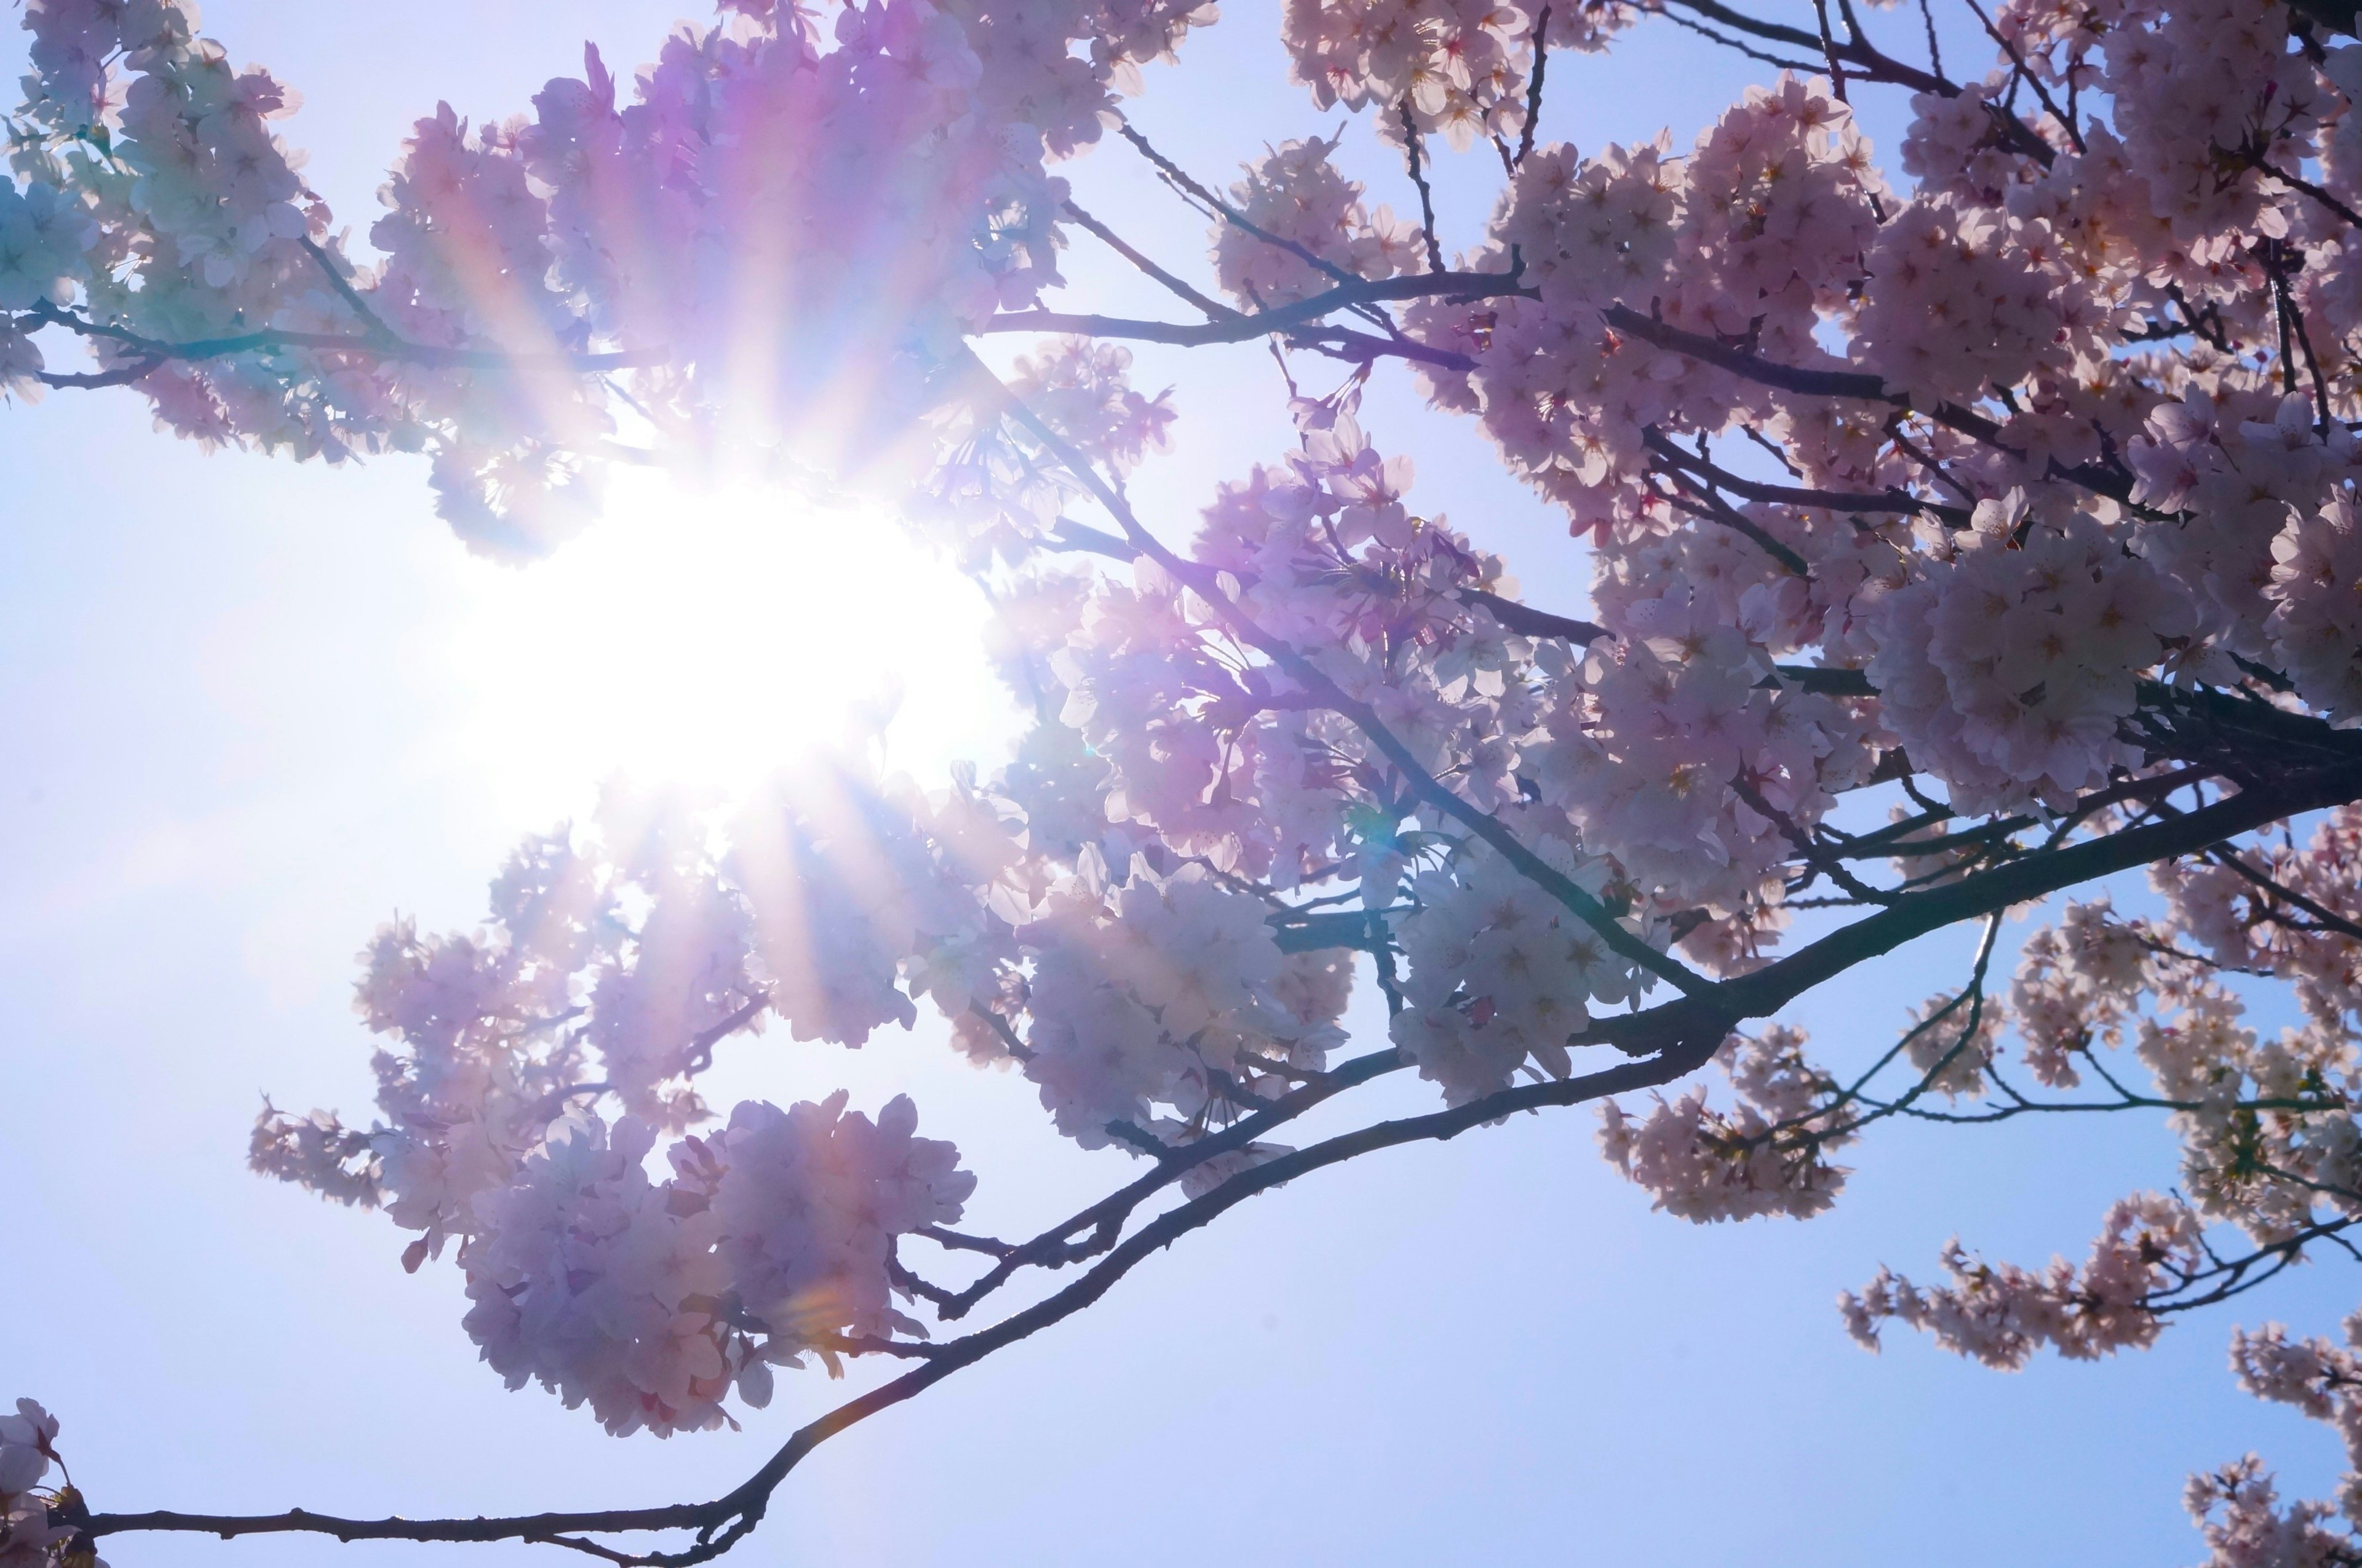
[[434, 471, 1024, 819]]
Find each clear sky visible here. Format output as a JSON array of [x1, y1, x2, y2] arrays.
[[4, 6, 2355, 1565]]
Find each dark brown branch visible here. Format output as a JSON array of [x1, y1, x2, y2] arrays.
[[1642, 427, 1971, 525], [1276, 326, 1480, 373], [1577, 754, 2362, 1061], [933, 1046, 1410, 1321], [1115, 119, 1362, 293], [917, 1225, 1015, 1259], [1812, 0, 1850, 102], [1453, 585, 1610, 644], [1398, 101, 1448, 274], [1652, 478, 1815, 578], [2203, 846, 2362, 944], [886, 1256, 961, 1313], [1648, 0, 1952, 92], [1515, 6, 1552, 167], [2261, 235, 2338, 430], [1103, 1119, 1173, 1158], [34, 356, 161, 389], [1769, 664, 1875, 698], [1058, 199, 1240, 322], [968, 1004, 1037, 1064], [1602, 304, 2141, 506], [1962, 0, 2083, 151], [300, 236, 399, 343], [1268, 907, 1394, 954], [977, 269, 1523, 351], [1914, 0, 1943, 76], [2248, 147, 2362, 230], [1828, 766, 2216, 861], [682, 992, 771, 1075], [1645, 4, 1826, 71]]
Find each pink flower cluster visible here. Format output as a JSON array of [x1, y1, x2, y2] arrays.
[[463, 1094, 971, 1436], [0, 1401, 91, 1568], [1840, 1194, 2205, 1367], [2176, 1318, 2362, 1567], [1282, 0, 1631, 149], [1597, 1025, 1853, 1222], [1210, 135, 1421, 307]]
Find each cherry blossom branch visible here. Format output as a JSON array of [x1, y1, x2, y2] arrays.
[[2200, 845, 2362, 944], [2261, 235, 2338, 430], [2284, 0, 2362, 38], [1960, 0, 2083, 151], [996, 242, 2147, 519], [991, 309, 1479, 373], [1731, 772, 1899, 906], [1645, 0, 1952, 94], [1398, 101, 1447, 274], [1877, 1084, 2352, 1128], [1113, 119, 1368, 299], [1001, 344, 2360, 1038], [1576, 749, 2362, 1060], [1823, 766, 2220, 862], [1813, 0, 1851, 102], [79, 1038, 1720, 1567], [1599, 304, 2145, 507], [1641, 426, 1972, 526], [24, 298, 662, 378], [2246, 146, 2362, 231], [915, 1226, 1014, 1259], [1514, 6, 1551, 169], [977, 269, 1520, 349], [2144, 1216, 2362, 1315], [1649, 475, 1816, 578], [1826, 913, 2003, 1135], [1453, 584, 1610, 644], [298, 236, 400, 344], [928, 1046, 1410, 1321], [971, 351, 1717, 1003], [1644, 4, 1824, 73], [682, 992, 770, 1075]]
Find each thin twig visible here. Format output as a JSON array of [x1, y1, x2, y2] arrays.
[[1398, 100, 1447, 273], [1516, 6, 1553, 168], [1059, 199, 1240, 320]]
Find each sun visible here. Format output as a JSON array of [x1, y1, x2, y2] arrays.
[[434, 469, 1024, 819]]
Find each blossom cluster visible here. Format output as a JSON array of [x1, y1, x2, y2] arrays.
[[1839, 1194, 2205, 1367], [1598, 1025, 1855, 1222], [462, 1094, 973, 1435], [1210, 134, 1422, 307], [0, 1401, 93, 1568], [1281, 0, 1634, 149], [2175, 1316, 2362, 1566]]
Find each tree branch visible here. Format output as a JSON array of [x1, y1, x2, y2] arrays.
[[81, 1037, 1718, 1567], [1058, 199, 1241, 322], [26, 298, 661, 378]]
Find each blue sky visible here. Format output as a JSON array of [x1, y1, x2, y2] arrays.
[[4, 5, 2355, 1564]]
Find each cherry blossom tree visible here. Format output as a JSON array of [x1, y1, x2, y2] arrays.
[[11, 0, 2362, 1562]]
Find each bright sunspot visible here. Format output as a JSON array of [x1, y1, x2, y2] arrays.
[[436, 469, 1022, 818]]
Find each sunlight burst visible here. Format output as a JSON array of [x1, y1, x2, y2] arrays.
[[437, 471, 1020, 816]]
